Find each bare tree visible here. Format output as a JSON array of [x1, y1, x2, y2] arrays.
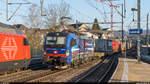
[[44, 1, 71, 29], [25, 4, 43, 28]]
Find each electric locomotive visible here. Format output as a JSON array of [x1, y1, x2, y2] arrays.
[[43, 32, 94, 68], [0, 23, 31, 74]]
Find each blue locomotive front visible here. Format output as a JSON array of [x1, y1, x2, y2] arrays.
[[43, 32, 94, 67], [43, 32, 79, 66]]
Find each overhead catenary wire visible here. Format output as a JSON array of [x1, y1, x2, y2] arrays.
[[102, 5, 108, 22], [128, 13, 148, 30], [6, 0, 31, 21], [95, 0, 108, 22], [70, 6, 93, 21], [23, 0, 36, 5], [107, 0, 125, 18], [85, 0, 107, 22]]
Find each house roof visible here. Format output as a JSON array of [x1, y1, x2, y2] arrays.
[[0, 22, 15, 29], [70, 23, 83, 29], [79, 24, 88, 30]]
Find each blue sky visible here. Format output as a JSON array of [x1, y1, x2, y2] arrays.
[[0, 0, 150, 30]]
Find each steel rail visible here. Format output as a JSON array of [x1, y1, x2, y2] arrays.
[[0, 70, 32, 80], [0, 70, 45, 82], [0, 56, 101, 82], [28, 68, 72, 82], [0, 63, 47, 81], [0, 63, 48, 82], [73, 55, 114, 83], [28, 58, 100, 82], [108, 56, 120, 82], [71, 53, 118, 83], [7, 70, 54, 82], [98, 55, 117, 82]]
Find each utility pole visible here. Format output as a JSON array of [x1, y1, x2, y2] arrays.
[[122, 4, 124, 44], [137, 0, 141, 63], [40, 0, 43, 16], [146, 13, 149, 46], [124, 0, 126, 17], [40, 0, 46, 16], [6, 0, 8, 21]]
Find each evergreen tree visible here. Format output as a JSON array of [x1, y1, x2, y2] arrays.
[[92, 18, 102, 31]]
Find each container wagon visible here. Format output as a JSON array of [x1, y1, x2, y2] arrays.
[[112, 40, 120, 52], [94, 39, 113, 57]]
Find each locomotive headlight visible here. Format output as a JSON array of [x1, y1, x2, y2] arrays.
[[44, 52, 46, 55], [66, 50, 69, 57]]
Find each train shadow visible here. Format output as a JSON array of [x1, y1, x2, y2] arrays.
[[141, 56, 150, 64], [27, 57, 50, 71], [118, 48, 137, 59], [119, 54, 137, 59], [118, 48, 150, 64]]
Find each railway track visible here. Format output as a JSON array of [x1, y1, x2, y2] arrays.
[[69, 53, 118, 83], [0, 70, 32, 81], [0, 54, 116, 83], [0, 57, 46, 76], [0, 57, 100, 82], [0, 51, 129, 83], [0, 58, 48, 82], [0, 69, 56, 82], [28, 58, 101, 82]]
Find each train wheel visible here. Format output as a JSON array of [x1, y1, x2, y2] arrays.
[[74, 60, 77, 66], [71, 62, 74, 68], [16, 68, 21, 72], [51, 65, 56, 70], [22, 67, 27, 70], [70, 63, 73, 68], [79, 59, 82, 64], [77, 59, 80, 67], [90, 56, 92, 61]]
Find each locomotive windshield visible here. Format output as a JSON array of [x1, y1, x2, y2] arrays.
[[46, 36, 66, 45], [45, 32, 67, 48], [56, 37, 66, 44], [46, 37, 57, 45]]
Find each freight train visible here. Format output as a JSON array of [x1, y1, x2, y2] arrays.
[[43, 32, 133, 68], [0, 23, 31, 74], [94, 39, 132, 57]]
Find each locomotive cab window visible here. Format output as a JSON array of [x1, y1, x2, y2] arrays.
[[56, 37, 66, 45], [24, 38, 29, 45], [70, 39, 76, 47]]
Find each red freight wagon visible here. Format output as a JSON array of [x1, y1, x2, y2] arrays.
[[0, 23, 31, 74], [112, 40, 120, 52]]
